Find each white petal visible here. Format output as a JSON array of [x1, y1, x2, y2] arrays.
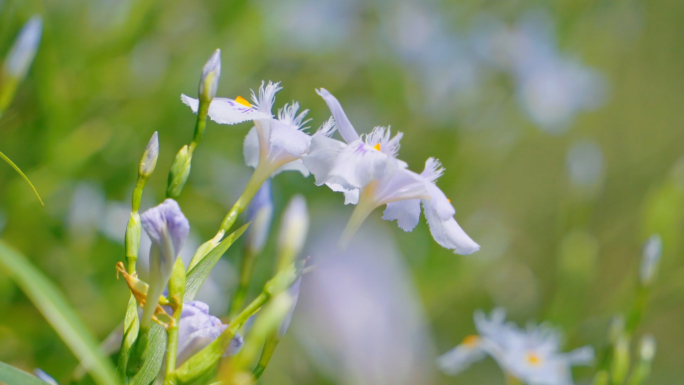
[[425, 183, 456, 219], [270, 120, 311, 157], [375, 164, 429, 204], [302, 134, 346, 186], [327, 183, 360, 205], [181, 94, 270, 124], [243, 127, 260, 169], [316, 88, 360, 143], [437, 343, 487, 376], [273, 159, 310, 177], [327, 140, 389, 190], [383, 200, 421, 231], [424, 205, 480, 255]]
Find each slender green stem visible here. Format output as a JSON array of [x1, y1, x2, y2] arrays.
[[0, 150, 43, 205], [218, 163, 272, 234], [252, 333, 281, 379], [339, 202, 375, 249], [164, 325, 179, 384], [230, 248, 258, 318], [188, 101, 209, 155]]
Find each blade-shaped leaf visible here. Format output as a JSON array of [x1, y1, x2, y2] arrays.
[[0, 361, 49, 385], [0, 150, 43, 205], [0, 241, 118, 385], [130, 224, 248, 385]]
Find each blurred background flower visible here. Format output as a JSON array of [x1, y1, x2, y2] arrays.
[[0, 0, 681, 384]]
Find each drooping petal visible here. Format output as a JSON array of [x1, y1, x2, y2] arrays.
[[327, 140, 389, 190], [327, 183, 360, 205], [316, 88, 360, 143], [302, 134, 346, 186], [374, 164, 429, 204], [383, 200, 421, 231], [423, 205, 480, 255], [243, 127, 260, 169], [181, 94, 270, 124]]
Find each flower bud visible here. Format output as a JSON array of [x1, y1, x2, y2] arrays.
[[640, 234, 662, 286], [167, 258, 187, 305], [176, 301, 243, 367], [246, 180, 273, 255], [199, 49, 221, 103], [167, 145, 192, 199], [139, 131, 159, 179], [639, 335, 656, 362], [278, 277, 302, 337], [140, 199, 190, 327], [611, 335, 630, 384], [4, 15, 42, 80], [277, 195, 309, 270], [125, 211, 141, 269]]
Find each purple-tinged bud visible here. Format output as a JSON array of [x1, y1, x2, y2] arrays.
[[278, 277, 302, 337], [140, 199, 189, 327], [199, 49, 221, 102], [176, 301, 243, 366]]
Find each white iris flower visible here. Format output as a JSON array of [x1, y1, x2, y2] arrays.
[[439, 308, 594, 385], [182, 81, 317, 177], [303, 88, 479, 254]]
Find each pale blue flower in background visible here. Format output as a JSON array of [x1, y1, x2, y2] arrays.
[[140, 199, 189, 327], [296, 222, 434, 385], [4, 15, 42, 80], [439, 308, 594, 385], [175, 301, 243, 366]]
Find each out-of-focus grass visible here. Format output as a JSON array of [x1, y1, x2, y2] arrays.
[[0, 0, 682, 384]]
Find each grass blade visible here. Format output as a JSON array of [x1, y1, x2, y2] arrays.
[[0, 150, 43, 205], [0, 361, 49, 385], [0, 241, 118, 385]]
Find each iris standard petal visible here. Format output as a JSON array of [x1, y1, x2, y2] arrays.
[[316, 88, 360, 143]]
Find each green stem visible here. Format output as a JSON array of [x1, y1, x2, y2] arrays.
[[339, 200, 375, 249], [230, 248, 258, 318], [218, 162, 272, 234], [252, 333, 281, 379], [164, 325, 179, 385], [188, 100, 209, 155]]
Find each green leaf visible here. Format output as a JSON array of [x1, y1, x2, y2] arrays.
[[0, 361, 49, 385], [0, 150, 44, 205], [0, 241, 119, 385], [130, 224, 248, 385]]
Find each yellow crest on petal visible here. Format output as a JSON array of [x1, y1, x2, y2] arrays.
[[235, 95, 252, 107], [373, 143, 381, 151]]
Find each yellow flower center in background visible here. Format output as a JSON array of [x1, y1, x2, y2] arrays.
[[373, 143, 381, 151], [526, 352, 542, 366], [235, 96, 251, 107], [462, 335, 480, 348]]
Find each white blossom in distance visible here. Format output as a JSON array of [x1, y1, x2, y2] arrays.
[[438, 308, 594, 385], [302, 89, 479, 254], [4, 15, 42, 80], [182, 81, 317, 177]]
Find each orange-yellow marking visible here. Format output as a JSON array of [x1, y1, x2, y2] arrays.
[[373, 143, 381, 151], [526, 352, 542, 366], [462, 335, 480, 348], [235, 96, 251, 107]]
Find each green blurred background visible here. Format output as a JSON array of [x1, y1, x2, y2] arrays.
[[0, 0, 683, 383]]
